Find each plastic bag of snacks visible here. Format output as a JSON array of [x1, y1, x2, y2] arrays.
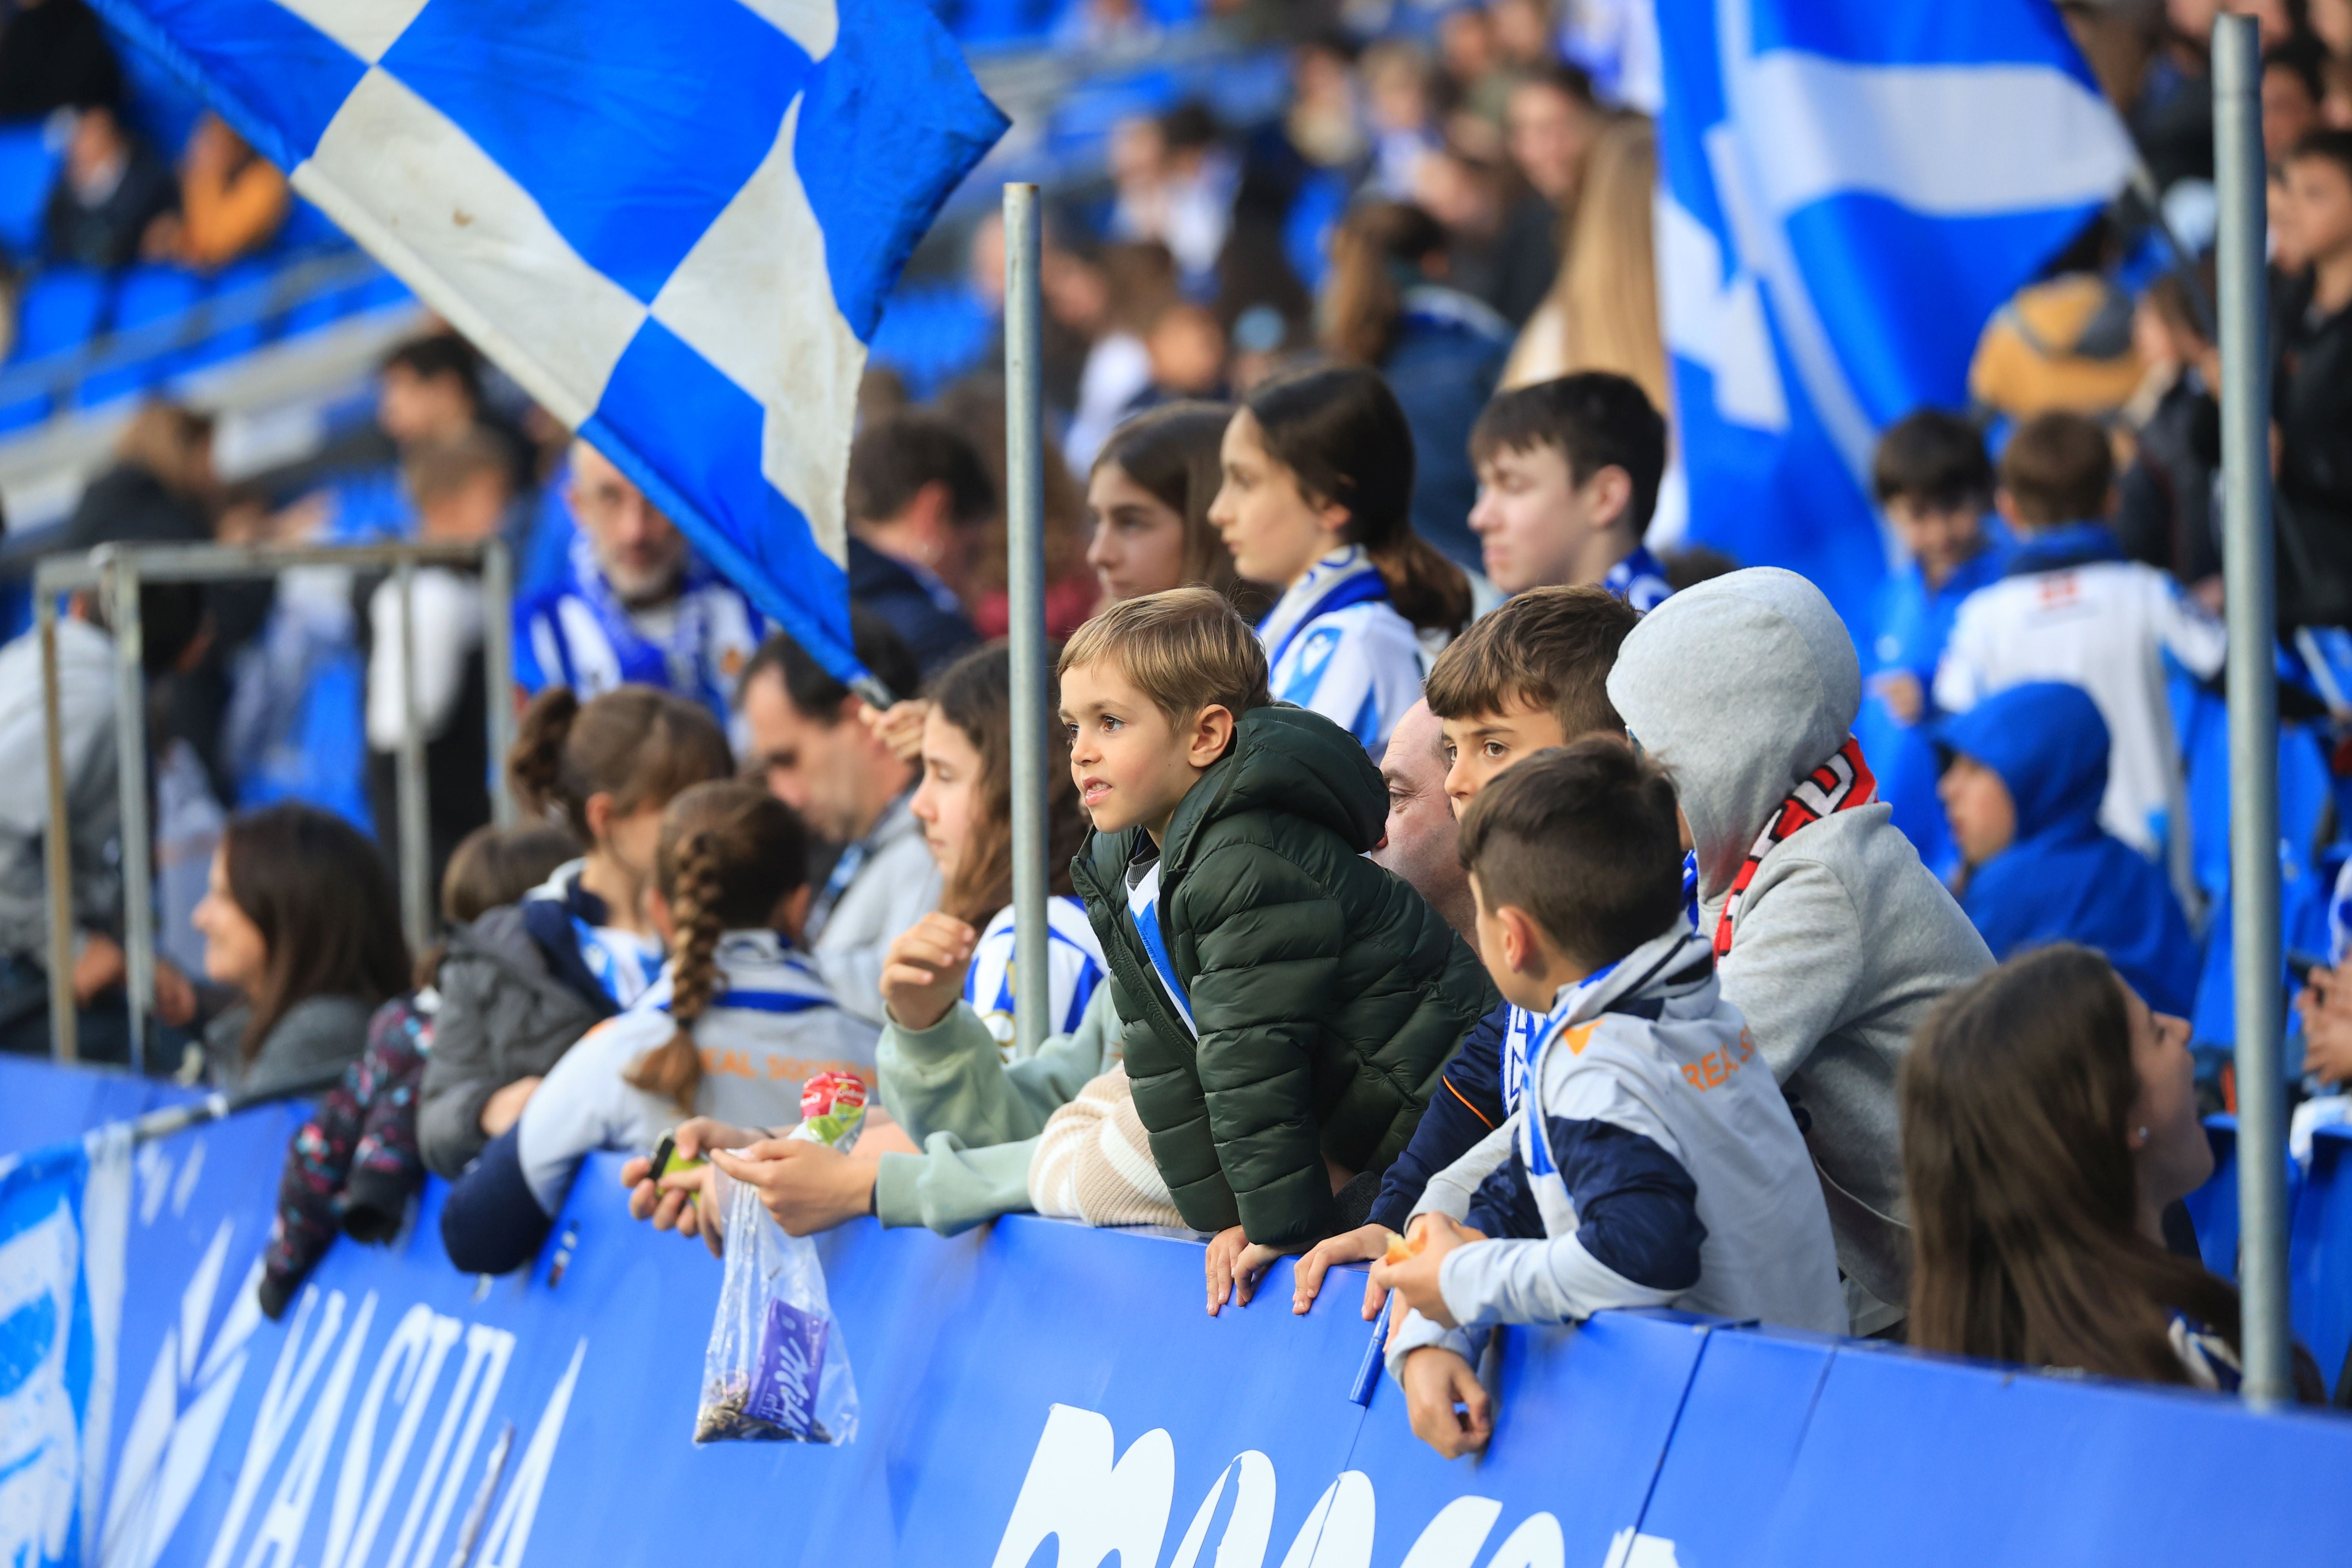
[[692, 1074, 866, 1445]]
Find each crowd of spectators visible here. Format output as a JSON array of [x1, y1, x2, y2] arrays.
[[0, 0, 2348, 1449]]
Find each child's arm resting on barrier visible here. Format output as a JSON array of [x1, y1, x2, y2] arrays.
[[1399, 1345, 1492, 1459]]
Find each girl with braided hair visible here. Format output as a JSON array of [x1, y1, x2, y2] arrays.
[[440, 780, 878, 1275]]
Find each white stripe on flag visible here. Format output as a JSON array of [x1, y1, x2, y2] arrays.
[[293, 67, 650, 430], [271, 0, 430, 65], [650, 94, 864, 566]]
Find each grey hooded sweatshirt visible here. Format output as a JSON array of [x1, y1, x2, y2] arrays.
[[1606, 568, 1991, 1321]]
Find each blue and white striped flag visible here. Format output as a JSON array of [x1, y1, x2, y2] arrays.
[[1655, 0, 2135, 626], [93, 0, 1007, 683]]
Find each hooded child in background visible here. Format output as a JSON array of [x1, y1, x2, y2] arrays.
[[1937, 681, 2198, 1019]]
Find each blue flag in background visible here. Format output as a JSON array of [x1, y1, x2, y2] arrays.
[[90, 0, 1008, 685], [1654, 0, 2135, 629]]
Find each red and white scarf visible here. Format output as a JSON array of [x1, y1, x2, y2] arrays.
[[1713, 737, 1877, 958]]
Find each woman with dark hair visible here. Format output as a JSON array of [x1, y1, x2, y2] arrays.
[[192, 803, 409, 1096], [1210, 364, 1471, 756], [1902, 944, 2323, 1397], [1085, 401, 1270, 617], [1318, 200, 1510, 574]]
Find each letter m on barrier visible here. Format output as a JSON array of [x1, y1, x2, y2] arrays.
[[991, 1405, 1175, 1568]]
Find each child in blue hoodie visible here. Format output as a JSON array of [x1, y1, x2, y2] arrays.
[[1938, 681, 2199, 1017]]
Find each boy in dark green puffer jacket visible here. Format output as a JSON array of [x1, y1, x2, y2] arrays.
[[1060, 589, 1496, 1311]]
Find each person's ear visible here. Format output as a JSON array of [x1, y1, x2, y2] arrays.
[[1187, 703, 1236, 768], [1993, 488, 2021, 528], [1583, 465, 1633, 530], [907, 479, 955, 538], [583, 791, 615, 845], [1314, 492, 1353, 541], [1498, 905, 1542, 977]]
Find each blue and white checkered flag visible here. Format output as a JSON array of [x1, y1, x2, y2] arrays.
[[1655, 0, 2135, 626], [94, 0, 1007, 684]]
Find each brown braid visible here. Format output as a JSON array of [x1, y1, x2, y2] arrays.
[[622, 780, 812, 1111]]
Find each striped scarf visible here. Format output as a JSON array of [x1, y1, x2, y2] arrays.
[[1713, 738, 1877, 958]]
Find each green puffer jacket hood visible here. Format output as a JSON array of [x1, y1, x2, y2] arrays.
[[1071, 704, 1497, 1247]]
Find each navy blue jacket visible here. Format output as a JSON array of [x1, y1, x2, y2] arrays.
[[849, 539, 977, 681], [1367, 1002, 1508, 1233], [1381, 290, 1509, 577], [1941, 681, 2200, 1016]]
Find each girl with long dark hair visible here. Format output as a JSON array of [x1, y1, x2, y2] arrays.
[[192, 802, 409, 1094], [1209, 364, 1471, 755], [911, 644, 1105, 1052], [1085, 401, 1270, 617], [1902, 944, 2321, 1397]]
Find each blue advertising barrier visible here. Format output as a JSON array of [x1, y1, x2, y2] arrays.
[[5, 1059, 2352, 1568]]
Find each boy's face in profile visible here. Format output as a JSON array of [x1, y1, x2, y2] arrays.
[[1884, 495, 1984, 587], [1467, 442, 1628, 597], [1468, 869, 1565, 1011], [1061, 658, 1227, 842], [1440, 699, 1570, 813], [1938, 753, 2016, 866]]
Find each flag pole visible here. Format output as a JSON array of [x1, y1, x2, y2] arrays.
[[2213, 11, 2290, 1406], [1004, 182, 1052, 1059]]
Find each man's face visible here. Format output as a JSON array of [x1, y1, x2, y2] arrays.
[[1506, 81, 1597, 203], [1468, 443, 1618, 595], [1442, 698, 1572, 810], [570, 443, 688, 605], [417, 470, 509, 543], [2264, 64, 2321, 163], [1371, 701, 1473, 938], [377, 366, 472, 446], [740, 670, 883, 843], [2286, 155, 2352, 267], [1884, 496, 1985, 586]]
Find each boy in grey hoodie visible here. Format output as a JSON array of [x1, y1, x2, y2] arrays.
[[1606, 568, 1991, 1332]]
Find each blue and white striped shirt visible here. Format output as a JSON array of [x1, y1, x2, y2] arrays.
[[962, 895, 1108, 1057], [1256, 546, 1428, 757]]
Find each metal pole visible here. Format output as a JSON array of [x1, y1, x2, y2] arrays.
[[480, 537, 517, 827], [395, 555, 432, 956], [1003, 182, 1051, 1060], [38, 590, 76, 1063], [2214, 12, 2290, 1407], [104, 551, 153, 1075]]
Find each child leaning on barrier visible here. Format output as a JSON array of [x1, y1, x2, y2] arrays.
[[258, 824, 573, 1319], [439, 781, 878, 1276], [1372, 742, 1844, 1459], [1060, 588, 1495, 1307]]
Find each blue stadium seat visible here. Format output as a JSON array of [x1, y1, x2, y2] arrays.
[[179, 258, 274, 371], [0, 124, 60, 259], [73, 263, 206, 407], [2290, 1121, 2352, 1394], [12, 267, 108, 361], [869, 283, 993, 401]]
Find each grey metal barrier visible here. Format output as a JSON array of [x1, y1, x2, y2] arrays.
[[33, 537, 517, 1072], [1003, 182, 1052, 1060]]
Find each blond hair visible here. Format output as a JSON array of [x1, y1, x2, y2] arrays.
[[1059, 587, 1270, 728]]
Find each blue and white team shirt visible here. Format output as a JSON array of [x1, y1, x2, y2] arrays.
[[1602, 543, 1673, 613], [1125, 855, 1195, 1038], [1390, 925, 1845, 1381], [962, 895, 1108, 1056], [515, 534, 766, 724], [520, 858, 666, 1010], [515, 929, 880, 1213], [1257, 546, 1428, 756]]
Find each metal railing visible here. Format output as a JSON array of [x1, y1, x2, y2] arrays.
[[34, 537, 517, 1071]]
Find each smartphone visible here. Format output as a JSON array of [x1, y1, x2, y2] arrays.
[[2288, 950, 2328, 988]]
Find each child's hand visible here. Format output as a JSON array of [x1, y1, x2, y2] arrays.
[[1368, 1212, 1474, 1328], [1203, 1226, 1295, 1315], [1291, 1223, 1391, 1317], [1400, 1346, 1492, 1458], [880, 913, 979, 1033], [709, 1140, 877, 1237], [622, 1117, 760, 1248], [478, 1076, 543, 1138], [860, 699, 932, 765]]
